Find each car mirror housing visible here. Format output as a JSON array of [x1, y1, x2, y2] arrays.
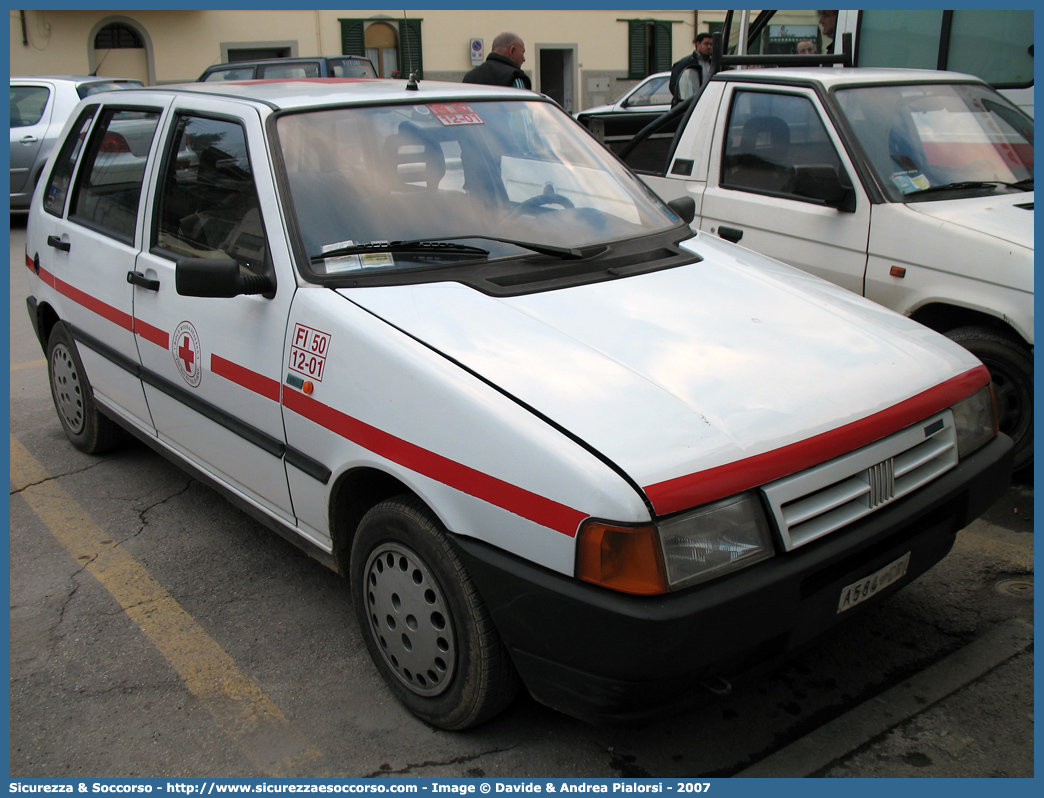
[[175, 258, 274, 298], [668, 196, 697, 224], [793, 164, 856, 212]]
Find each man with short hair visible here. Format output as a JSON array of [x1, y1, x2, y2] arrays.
[[818, 10, 838, 54], [463, 31, 531, 89], [669, 33, 715, 106]]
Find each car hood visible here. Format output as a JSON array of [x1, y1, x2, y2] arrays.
[[341, 235, 983, 515], [904, 191, 1034, 250]]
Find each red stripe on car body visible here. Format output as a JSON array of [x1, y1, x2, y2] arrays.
[[52, 275, 134, 332], [212, 354, 282, 402], [282, 389, 588, 537], [644, 366, 992, 516]]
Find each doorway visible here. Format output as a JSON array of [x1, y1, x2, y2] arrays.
[[537, 46, 577, 114]]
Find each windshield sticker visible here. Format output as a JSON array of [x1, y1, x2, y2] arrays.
[[317, 241, 396, 273], [891, 171, 931, 194], [429, 103, 484, 126]]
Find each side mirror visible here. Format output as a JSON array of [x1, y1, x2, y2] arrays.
[[668, 196, 697, 224], [176, 258, 275, 298], [793, 165, 856, 212]]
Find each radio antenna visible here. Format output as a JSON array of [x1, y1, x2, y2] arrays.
[[402, 10, 419, 89]]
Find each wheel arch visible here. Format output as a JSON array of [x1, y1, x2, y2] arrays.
[[32, 299, 61, 354], [328, 466, 417, 575], [909, 302, 1031, 348]]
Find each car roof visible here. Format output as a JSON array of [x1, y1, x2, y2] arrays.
[[11, 75, 142, 84], [713, 66, 984, 89], [205, 56, 366, 68], [114, 78, 543, 110]]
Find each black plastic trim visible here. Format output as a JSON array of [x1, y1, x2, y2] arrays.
[[67, 322, 331, 484]]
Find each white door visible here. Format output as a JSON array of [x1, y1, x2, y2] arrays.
[[132, 98, 298, 524], [36, 101, 167, 430], [698, 84, 872, 296]]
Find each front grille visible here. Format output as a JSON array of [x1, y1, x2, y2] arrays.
[[761, 411, 958, 551]]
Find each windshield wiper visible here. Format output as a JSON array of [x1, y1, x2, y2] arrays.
[[311, 235, 583, 263], [312, 240, 490, 262], [904, 180, 1031, 198]]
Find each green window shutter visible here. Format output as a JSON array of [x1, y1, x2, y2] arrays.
[[628, 20, 648, 79], [653, 21, 673, 72], [340, 19, 365, 56], [398, 18, 423, 78]]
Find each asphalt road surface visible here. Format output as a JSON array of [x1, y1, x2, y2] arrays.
[[9, 218, 1034, 779]]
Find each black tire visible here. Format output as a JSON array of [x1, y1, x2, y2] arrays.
[[946, 326, 1033, 470], [350, 495, 520, 729], [46, 322, 123, 454]]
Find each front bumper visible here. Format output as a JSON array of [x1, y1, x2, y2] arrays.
[[453, 433, 1013, 724]]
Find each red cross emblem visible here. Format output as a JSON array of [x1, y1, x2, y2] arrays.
[[172, 321, 202, 388], [178, 335, 195, 375]]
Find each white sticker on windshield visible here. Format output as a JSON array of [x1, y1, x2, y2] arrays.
[[320, 240, 363, 273]]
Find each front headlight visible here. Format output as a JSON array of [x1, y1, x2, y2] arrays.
[[657, 493, 774, 590], [576, 493, 775, 595], [952, 385, 998, 458]]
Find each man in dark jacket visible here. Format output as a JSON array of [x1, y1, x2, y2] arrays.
[[669, 33, 714, 106], [463, 31, 531, 89]]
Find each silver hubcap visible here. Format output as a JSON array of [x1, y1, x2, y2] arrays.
[[50, 343, 85, 434], [364, 542, 456, 697]]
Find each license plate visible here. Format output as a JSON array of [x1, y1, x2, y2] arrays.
[[837, 552, 911, 614]]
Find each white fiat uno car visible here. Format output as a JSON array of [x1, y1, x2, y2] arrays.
[[24, 77, 1012, 729]]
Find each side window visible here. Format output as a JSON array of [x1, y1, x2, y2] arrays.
[[623, 76, 672, 109], [154, 115, 267, 275], [10, 85, 50, 128], [44, 107, 98, 218], [70, 108, 162, 242], [721, 91, 842, 199]]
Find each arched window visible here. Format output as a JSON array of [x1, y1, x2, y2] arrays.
[[94, 22, 143, 49]]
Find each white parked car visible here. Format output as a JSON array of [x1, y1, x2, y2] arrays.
[[577, 71, 672, 118], [626, 67, 1034, 470], [24, 78, 1012, 729]]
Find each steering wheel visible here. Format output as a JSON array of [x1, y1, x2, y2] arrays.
[[505, 192, 575, 221]]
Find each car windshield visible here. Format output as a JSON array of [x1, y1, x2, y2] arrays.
[[276, 99, 679, 276], [835, 82, 1034, 202]]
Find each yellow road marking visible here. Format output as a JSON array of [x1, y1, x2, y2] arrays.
[[10, 437, 325, 776], [11, 359, 46, 371]]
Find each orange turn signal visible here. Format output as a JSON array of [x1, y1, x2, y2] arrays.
[[576, 521, 668, 595]]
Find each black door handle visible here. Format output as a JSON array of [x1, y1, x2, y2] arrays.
[[47, 235, 70, 252], [127, 271, 160, 291], [718, 226, 743, 243]]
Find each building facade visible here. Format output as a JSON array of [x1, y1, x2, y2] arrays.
[[9, 9, 727, 113]]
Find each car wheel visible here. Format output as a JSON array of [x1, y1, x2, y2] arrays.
[[350, 495, 520, 729], [46, 322, 123, 454], [946, 326, 1033, 470]]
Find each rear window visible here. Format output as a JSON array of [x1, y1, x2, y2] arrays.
[[202, 67, 255, 82]]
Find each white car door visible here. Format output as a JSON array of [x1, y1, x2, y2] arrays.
[[32, 100, 168, 432], [131, 97, 298, 525], [698, 83, 872, 295]]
